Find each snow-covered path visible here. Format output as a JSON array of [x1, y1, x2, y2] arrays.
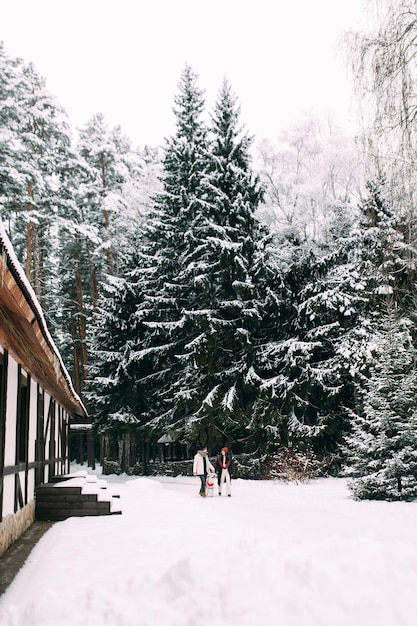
[[1, 472, 417, 625]]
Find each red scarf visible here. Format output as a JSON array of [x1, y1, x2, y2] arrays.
[[218, 453, 230, 470]]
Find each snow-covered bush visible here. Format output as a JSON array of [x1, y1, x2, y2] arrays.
[[102, 459, 122, 475], [263, 448, 334, 482]]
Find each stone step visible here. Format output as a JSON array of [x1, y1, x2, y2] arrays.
[[35, 475, 122, 520]]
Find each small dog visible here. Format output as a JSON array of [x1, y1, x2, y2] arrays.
[[205, 472, 216, 497]]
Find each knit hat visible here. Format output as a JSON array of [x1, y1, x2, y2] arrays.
[[221, 446, 228, 453]]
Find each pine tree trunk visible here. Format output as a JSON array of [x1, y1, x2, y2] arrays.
[[397, 475, 402, 495], [140, 438, 148, 475], [79, 206, 99, 309], [73, 242, 88, 392], [129, 430, 137, 468], [76, 264, 88, 389], [99, 153, 114, 275], [25, 181, 35, 284], [72, 317, 81, 393], [37, 222, 46, 310], [85, 238, 99, 309], [100, 436, 107, 465], [87, 430, 95, 469]]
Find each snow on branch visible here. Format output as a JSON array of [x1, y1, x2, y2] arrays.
[[202, 385, 220, 407], [144, 318, 186, 330], [288, 411, 324, 438], [108, 410, 139, 425], [222, 384, 237, 411], [183, 333, 207, 351], [245, 366, 262, 384], [130, 343, 176, 360], [206, 236, 242, 252]]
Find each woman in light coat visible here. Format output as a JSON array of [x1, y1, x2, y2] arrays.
[[193, 446, 215, 497]]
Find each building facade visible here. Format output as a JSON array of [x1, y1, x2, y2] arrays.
[[0, 222, 86, 556]]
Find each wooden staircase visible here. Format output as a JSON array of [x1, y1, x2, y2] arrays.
[[35, 471, 122, 521]]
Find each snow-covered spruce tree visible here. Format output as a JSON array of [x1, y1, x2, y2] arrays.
[[56, 115, 144, 392], [77, 113, 142, 281], [0, 43, 27, 226], [251, 113, 368, 457], [85, 244, 153, 471], [254, 217, 363, 456], [84, 150, 162, 465], [161, 79, 266, 451], [0, 50, 73, 313], [254, 164, 417, 459], [338, 177, 417, 498], [340, 178, 417, 389], [345, 317, 417, 501], [90, 66, 211, 451], [18, 63, 73, 302], [116, 145, 162, 262], [52, 153, 101, 393], [0, 44, 93, 390]]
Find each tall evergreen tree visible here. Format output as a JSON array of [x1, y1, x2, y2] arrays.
[[57, 114, 143, 392], [19, 63, 73, 302], [87, 268, 143, 429], [338, 177, 417, 498], [253, 172, 417, 459], [255, 229, 360, 454], [77, 113, 141, 281], [0, 48, 73, 313], [345, 318, 417, 501], [340, 178, 417, 387], [86, 66, 210, 453], [53, 156, 100, 393], [126, 66, 211, 433], [180, 81, 263, 449], [0, 43, 27, 226], [135, 77, 266, 451], [165, 79, 266, 450], [88, 71, 269, 456]]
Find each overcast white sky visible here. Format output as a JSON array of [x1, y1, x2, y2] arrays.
[[1, 0, 367, 147]]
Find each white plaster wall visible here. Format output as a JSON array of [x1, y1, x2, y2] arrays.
[[2, 474, 15, 517], [1, 352, 72, 518], [27, 468, 35, 501]]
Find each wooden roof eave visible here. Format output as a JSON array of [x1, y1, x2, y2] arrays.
[[0, 229, 86, 418]]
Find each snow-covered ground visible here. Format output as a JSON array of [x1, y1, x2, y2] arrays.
[[1, 466, 417, 626]]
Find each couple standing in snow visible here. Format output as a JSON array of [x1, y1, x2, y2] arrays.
[[193, 445, 232, 497]]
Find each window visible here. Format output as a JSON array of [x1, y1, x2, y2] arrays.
[[0, 351, 6, 435], [35, 386, 45, 485], [0, 351, 7, 521], [16, 369, 30, 464]]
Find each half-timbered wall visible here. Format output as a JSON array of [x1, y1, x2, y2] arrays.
[[0, 349, 71, 556], [0, 223, 85, 556]]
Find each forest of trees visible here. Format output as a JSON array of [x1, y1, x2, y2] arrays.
[[2, 0, 417, 500]]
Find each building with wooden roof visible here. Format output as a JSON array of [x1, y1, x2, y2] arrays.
[[0, 221, 87, 556]]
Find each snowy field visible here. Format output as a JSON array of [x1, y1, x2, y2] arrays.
[[1, 467, 417, 626]]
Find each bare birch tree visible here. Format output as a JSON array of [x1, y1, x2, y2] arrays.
[[347, 0, 417, 210], [346, 0, 417, 317]]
